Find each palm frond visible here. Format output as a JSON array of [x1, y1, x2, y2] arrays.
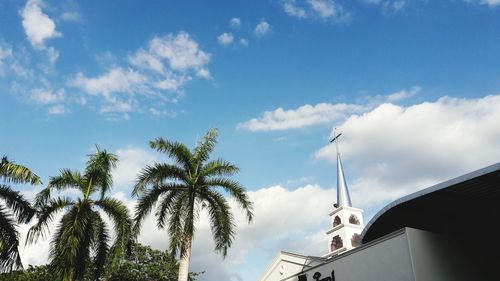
[[204, 178, 254, 222], [0, 184, 35, 223], [133, 183, 185, 234], [94, 197, 132, 265], [26, 196, 75, 245], [134, 129, 254, 266], [193, 128, 218, 164], [155, 190, 180, 229], [167, 192, 189, 257], [200, 159, 239, 178], [85, 146, 118, 199], [0, 156, 41, 185], [0, 206, 22, 272], [133, 163, 187, 196], [49, 201, 94, 280], [92, 212, 109, 280], [149, 138, 193, 171], [34, 169, 83, 208], [198, 190, 236, 257], [73, 208, 95, 280]]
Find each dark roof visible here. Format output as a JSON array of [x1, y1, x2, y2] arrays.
[[361, 162, 500, 244]]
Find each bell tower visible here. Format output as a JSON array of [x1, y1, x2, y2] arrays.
[[325, 131, 364, 257]]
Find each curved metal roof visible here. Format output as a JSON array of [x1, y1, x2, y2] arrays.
[[361, 162, 500, 244]]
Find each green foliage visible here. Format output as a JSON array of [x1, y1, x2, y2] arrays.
[[0, 157, 41, 186], [0, 243, 201, 281], [107, 243, 201, 281], [133, 128, 253, 280], [0, 157, 39, 272], [0, 265, 52, 281], [27, 147, 132, 281]]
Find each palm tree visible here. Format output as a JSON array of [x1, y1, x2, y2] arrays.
[[27, 147, 132, 281], [133, 128, 254, 281], [0, 156, 41, 272]]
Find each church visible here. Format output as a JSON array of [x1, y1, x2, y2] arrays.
[[259, 134, 500, 281]]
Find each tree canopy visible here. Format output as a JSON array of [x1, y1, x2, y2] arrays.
[[133, 128, 253, 281], [26, 147, 132, 281], [0, 157, 40, 272]]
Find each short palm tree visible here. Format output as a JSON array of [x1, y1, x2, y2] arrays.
[[27, 147, 132, 281], [0, 156, 40, 272], [133, 128, 254, 281]]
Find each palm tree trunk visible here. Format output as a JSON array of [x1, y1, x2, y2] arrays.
[[178, 236, 192, 281]]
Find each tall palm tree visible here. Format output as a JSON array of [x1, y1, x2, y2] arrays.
[[0, 156, 40, 272], [27, 147, 132, 281], [133, 128, 254, 281]]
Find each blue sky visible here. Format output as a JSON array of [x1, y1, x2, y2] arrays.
[[1, 0, 500, 280]]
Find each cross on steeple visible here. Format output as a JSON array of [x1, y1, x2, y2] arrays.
[[330, 131, 342, 143], [324, 129, 364, 257]]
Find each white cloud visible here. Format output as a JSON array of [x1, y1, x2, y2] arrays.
[[21, 0, 61, 49], [238, 87, 420, 132], [30, 88, 65, 104], [69, 68, 146, 114], [238, 103, 367, 131], [68, 32, 211, 117], [482, 0, 500, 5], [129, 32, 211, 76], [45, 46, 59, 64], [148, 107, 178, 117], [283, 0, 308, 18], [0, 46, 13, 61], [464, 0, 500, 6], [308, 0, 343, 19], [230, 17, 241, 27], [0, 45, 13, 76], [189, 185, 334, 280], [315, 94, 500, 207], [196, 68, 211, 79], [28, 88, 70, 115], [217, 32, 234, 46], [99, 99, 135, 115], [240, 38, 249, 46], [384, 86, 420, 102], [0, 43, 31, 78], [391, 0, 406, 11], [18, 222, 51, 266], [360, 0, 408, 13], [147, 32, 211, 72], [155, 75, 191, 91], [129, 49, 165, 74], [254, 20, 272, 36], [69, 67, 146, 98], [282, 0, 350, 21], [133, 183, 335, 281], [113, 147, 159, 189], [48, 104, 68, 115], [365, 85, 421, 105], [60, 11, 81, 22]]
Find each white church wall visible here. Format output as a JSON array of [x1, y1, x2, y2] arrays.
[[259, 252, 324, 281], [280, 227, 498, 281], [284, 229, 414, 281]]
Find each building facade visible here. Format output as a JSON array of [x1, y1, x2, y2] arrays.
[[259, 142, 500, 281]]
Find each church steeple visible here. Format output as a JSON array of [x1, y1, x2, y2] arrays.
[[325, 130, 364, 257], [333, 132, 352, 207]]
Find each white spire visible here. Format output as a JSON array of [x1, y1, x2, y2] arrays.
[[331, 130, 352, 207], [325, 131, 363, 257], [336, 152, 352, 207]]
